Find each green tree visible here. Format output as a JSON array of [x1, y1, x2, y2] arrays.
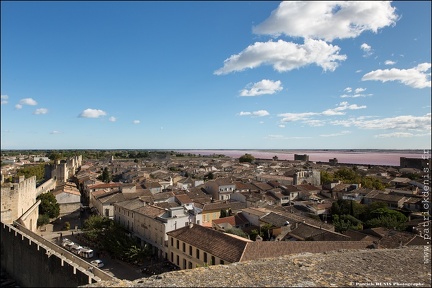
[[260, 224, 273, 240], [359, 202, 388, 222], [239, 153, 255, 163], [249, 229, 259, 241], [16, 164, 45, 182], [204, 172, 214, 180], [98, 167, 111, 183], [48, 152, 62, 161], [37, 214, 50, 227], [220, 209, 227, 218], [320, 170, 334, 184], [37, 192, 60, 219], [125, 245, 152, 263]]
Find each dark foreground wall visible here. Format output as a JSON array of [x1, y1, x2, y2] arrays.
[[1, 222, 99, 287]]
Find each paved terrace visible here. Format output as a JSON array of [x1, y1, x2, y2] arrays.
[[83, 246, 431, 287]]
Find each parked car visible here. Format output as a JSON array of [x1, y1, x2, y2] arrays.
[[79, 247, 94, 259], [90, 259, 104, 268]]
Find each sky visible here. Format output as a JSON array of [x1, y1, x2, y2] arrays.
[[1, 1, 431, 150]]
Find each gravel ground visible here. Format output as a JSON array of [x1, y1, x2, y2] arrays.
[[82, 246, 431, 287]]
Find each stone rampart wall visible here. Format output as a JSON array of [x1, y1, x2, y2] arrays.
[[0, 222, 114, 287]]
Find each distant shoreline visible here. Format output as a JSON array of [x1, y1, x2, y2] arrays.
[[175, 149, 427, 166]]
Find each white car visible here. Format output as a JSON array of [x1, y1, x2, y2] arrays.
[[90, 259, 104, 268]]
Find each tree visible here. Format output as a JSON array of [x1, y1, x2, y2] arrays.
[[239, 153, 255, 163], [260, 224, 273, 240], [249, 229, 259, 241], [37, 192, 60, 219], [99, 167, 111, 183], [320, 170, 334, 184], [37, 214, 50, 227], [16, 164, 45, 182], [333, 214, 363, 233], [220, 209, 227, 218], [204, 172, 214, 180], [48, 152, 62, 162]]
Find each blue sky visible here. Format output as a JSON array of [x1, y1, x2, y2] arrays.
[[1, 1, 431, 150]]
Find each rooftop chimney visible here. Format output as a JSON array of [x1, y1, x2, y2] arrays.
[[189, 222, 193, 229]]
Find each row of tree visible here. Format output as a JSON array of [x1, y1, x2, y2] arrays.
[[82, 215, 152, 264], [331, 199, 408, 232], [321, 167, 387, 190]]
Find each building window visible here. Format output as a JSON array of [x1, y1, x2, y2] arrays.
[[189, 245, 192, 256], [171, 238, 173, 247], [204, 252, 207, 263], [171, 252, 174, 262], [177, 255, 179, 266], [220, 260, 224, 265], [211, 256, 215, 265], [196, 248, 200, 259], [188, 261, 192, 269], [183, 259, 186, 269], [183, 243, 186, 252], [177, 240, 179, 249]]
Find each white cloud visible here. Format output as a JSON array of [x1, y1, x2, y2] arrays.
[[133, 120, 140, 124], [252, 1, 398, 42], [360, 43, 373, 57], [374, 132, 412, 138], [15, 104, 22, 109], [384, 60, 396, 65], [78, 108, 107, 118], [19, 98, 38, 106], [109, 116, 117, 122], [341, 87, 371, 98], [278, 112, 318, 122], [1, 95, 8, 105], [322, 101, 367, 116], [214, 39, 346, 75], [344, 87, 352, 93], [253, 110, 270, 117], [239, 110, 270, 117], [240, 79, 283, 96], [362, 63, 431, 88], [303, 119, 325, 127], [278, 102, 366, 124], [278, 124, 285, 128], [50, 130, 62, 134], [332, 113, 431, 131], [33, 108, 48, 115], [320, 130, 351, 137]]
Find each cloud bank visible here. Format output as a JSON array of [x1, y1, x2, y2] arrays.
[[214, 39, 347, 75]]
